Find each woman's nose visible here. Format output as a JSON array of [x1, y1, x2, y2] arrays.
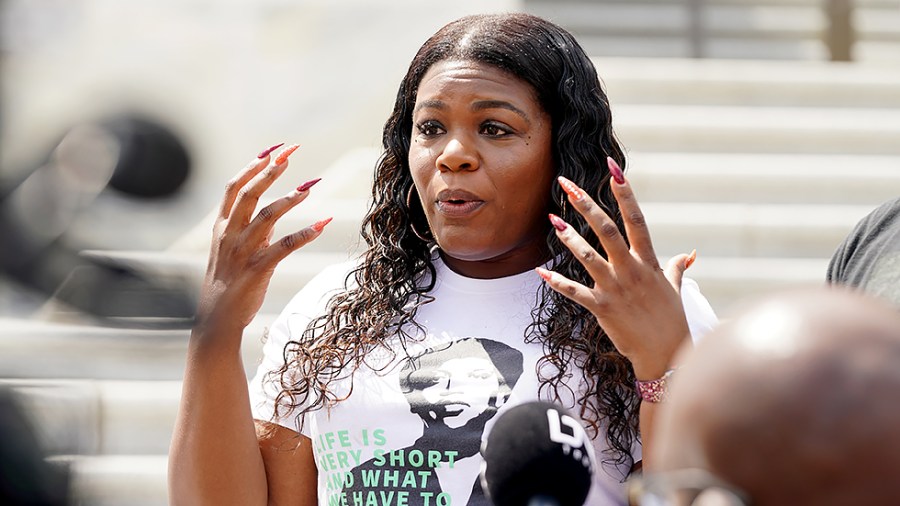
[[436, 137, 478, 172]]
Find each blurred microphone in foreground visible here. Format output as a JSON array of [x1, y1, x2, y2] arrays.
[[480, 401, 597, 506], [0, 114, 196, 326]]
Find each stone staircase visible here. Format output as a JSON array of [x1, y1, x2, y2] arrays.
[[4, 17, 900, 506], [7, 55, 900, 505], [523, 0, 900, 62]]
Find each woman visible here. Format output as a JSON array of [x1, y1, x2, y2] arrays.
[[169, 13, 716, 506]]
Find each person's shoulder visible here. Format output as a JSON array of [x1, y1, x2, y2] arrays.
[[855, 197, 900, 234], [828, 197, 900, 285]]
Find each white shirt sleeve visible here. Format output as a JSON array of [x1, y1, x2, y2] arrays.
[[681, 276, 719, 344], [247, 261, 355, 435]]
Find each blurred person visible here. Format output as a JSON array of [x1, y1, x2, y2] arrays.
[[0, 387, 70, 505], [827, 196, 900, 308], [0, 115, 194, 322], [636, 288, 900, 506], [169, 13, 717, 506]]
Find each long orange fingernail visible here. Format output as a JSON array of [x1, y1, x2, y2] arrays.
[[257, 142, 284, 159], [557, 176, 586, 201], [685, 249, 697, 269], [275, 144, 300, 165], [311, 217, 333, 232], [535, 267, 553, 282], [607, 156, 625, 185]]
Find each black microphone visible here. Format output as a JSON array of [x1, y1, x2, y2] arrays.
[[480, 401, 596, 506]]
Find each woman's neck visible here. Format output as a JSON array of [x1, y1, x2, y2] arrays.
[[439, 242, 551, 279]]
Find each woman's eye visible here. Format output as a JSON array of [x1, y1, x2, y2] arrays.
[[416, 121, 444, 137], [481, 122, 512, 137]]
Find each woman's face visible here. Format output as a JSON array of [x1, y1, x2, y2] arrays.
[[418, 357, 502, 430], [409, 59, 555, 278]]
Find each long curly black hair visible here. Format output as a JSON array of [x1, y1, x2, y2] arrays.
[[273, 12, 638, 472]]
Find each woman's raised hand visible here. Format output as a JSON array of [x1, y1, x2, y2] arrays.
[[536, 157, 694, 381], [195, 143, 331, 336]]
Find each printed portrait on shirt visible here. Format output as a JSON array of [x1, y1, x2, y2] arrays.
[[337, 337, 524, 506]]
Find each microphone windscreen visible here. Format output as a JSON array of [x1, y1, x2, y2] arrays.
[[481, 401, 596, 506]]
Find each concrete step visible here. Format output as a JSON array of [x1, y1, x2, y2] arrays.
[[0, 315, 271, 381], [626, 152, 900, 205], [614, 104, 900, 154], [644, 202, 873, 259], [2, 379, 182, 456], [52, 454, 167, 506], [682, 255, 830, 316], [578, 34, 829, 60], [528, 3, 826, 38], [596, 57, 900, 107]]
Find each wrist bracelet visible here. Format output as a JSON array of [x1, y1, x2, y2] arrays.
[[635, 368, 676, 403]]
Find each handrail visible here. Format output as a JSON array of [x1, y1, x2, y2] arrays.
[[682, 0, 856, 61], [825, 0, 855, 61]]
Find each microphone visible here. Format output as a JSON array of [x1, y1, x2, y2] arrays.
[[480, 401, 597, 506]]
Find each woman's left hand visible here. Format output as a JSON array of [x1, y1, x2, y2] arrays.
[[537, 157, 694, 380]]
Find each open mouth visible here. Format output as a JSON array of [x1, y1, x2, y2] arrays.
[[436, 189, 485, 216]]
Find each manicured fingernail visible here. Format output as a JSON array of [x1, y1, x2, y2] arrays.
[[297, 178, 322, 192], [557, 176, 586, 201], [685, 249, 697, 269], [311, 217, 333, 232], [607, 156, 625, 185], [548, 213, 568, 231], [275, 144, 300, 165], [257, 142, 284, 159], [535, 267, 553, 282]]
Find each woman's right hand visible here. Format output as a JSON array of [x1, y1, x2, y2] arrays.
[[194, 143, 330, 338]]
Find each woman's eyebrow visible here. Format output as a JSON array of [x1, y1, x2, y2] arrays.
[[471, 100, 531, 125], [413, 99, 445, 115]]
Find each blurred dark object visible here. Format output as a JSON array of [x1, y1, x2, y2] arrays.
[[104, 116, 190, 198], [0, 387, 71, 506], [0, 114, 196, 326], [481, 401, 595, 506]]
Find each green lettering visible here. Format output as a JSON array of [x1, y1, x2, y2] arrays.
[[417, 471, 431, 488], [383, 470, 399, 488], [444, 451, 458, 468], [401, 470, 417, 488], [408, 450, 423, 467], [361, 469, 380, 487], [389, 451, 404, 467]]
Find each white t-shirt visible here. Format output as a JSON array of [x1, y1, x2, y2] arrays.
[[249, 257, 717, 506]]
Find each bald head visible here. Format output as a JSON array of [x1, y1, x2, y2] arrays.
[[654, 288, 900, 506]]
